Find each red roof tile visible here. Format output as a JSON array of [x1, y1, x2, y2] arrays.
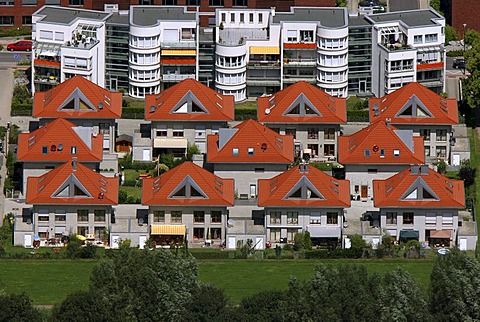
[[33, 76, 122, 119], [373, 166, 465, 208], [26, 161, 118, 205], [142, 162, 234, 206], [17, 118, 103, 162], [145, 78, 234, 121], [207, 119, 294, 164], [258, 164, 350, 207], [369, 82, 458, 125], [257, 81, 347, 124], [338, 121, 424, 165]]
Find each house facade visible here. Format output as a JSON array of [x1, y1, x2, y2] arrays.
[[338, 120, 424, 200], [257, 81, 346, 160], [258, 164, 350, 248], [369, 82, 458, 164], [207, 119, 294, 199], [141, 162, 234, 246], [137, 78, 234, 161], [15, 160, 118, 247], [373, 165, 474, 249]]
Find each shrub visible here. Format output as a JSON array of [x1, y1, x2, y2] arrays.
[[235, 109, 257, 121], [347, 109, 369, 122], [190, 251, 229, 259], [122, 107, 144, 119], [118, 190, 127, 203], [305, 249, 363, 259]]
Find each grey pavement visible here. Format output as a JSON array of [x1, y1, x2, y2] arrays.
[[0, 69, 13, 218]]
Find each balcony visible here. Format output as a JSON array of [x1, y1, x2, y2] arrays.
[[161, 41, 196, 49], [34, 75, 59, 85], [162, 74, 196, 82], [284, 58, 316, 66], [218, 28, 267, 46], [284, 42, 316, 49], [247, 60, 280, 69], [417, 61, 444, 70]]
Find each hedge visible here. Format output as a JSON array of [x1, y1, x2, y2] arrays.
[[347, 110, 369, 122], [305, 249, 363, 259], [122, 107, 144, 119], [11, 104, 33, 117], [190, 251, 230, 259], [235, 109, 257, 121]]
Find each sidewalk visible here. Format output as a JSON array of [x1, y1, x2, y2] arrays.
[[0, 68, 13, 218]]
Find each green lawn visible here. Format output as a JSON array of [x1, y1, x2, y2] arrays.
[[119, 186, 142, 199], [123, 97, 144, 109], [124, 169, 140, 181], [467, 128, 480, 251], [235, 100, 257, 110], [0, 258, 435, 305]]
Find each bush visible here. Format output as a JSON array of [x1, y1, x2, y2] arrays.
[[305, 249, 363, 259], [122, 107, 144, 119], [347, 109, 369, 122], [235, 109, 257, 121], [0, 27, 31, 37], [446, 49, 464, 57], [123, 179, 140, 187], [118, 190, 127, 204], [190, 251, 229, 259]]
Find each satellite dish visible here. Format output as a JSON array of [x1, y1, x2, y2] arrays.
[[57, 144, 63, 151], [138, 217, 144, 226], [98, 102, 104, 109], [265, 108, 271, 115], [227, 219, 234, 228]]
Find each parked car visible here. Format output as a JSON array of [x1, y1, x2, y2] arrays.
[[453, 58, 465, 69], [7, 40, 32, 51]]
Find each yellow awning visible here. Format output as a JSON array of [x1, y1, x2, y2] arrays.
[[154, 138, 188, 149], [249, 46, 280, 55], [151, 225, 186, 236], [161, 49, 196, 56]]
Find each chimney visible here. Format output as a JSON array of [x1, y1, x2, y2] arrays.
[[72, 157, 77, 171], [299, 163, 304, 173], [420, 165, 429, 175], [410, 165, 419, 175], [386, 118, 391, 128], [304, 164, 309, 173]]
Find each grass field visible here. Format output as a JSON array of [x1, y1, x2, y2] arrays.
[[119, 186, 142, 199], [0, 258, 435, 305]]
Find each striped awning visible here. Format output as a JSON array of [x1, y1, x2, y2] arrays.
[[249, 46, 280, 55], [161, 49, 196, 56], [430, 230, 452, 239], [153, 138, 188, 149], [151, 225, 186, 236]]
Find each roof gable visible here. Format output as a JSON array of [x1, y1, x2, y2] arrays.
[[257, 81, 347, 124], [57, 88, 97, 112], [206, 119, 294, 164], [145, 79, 234, 121], [142, 162, 234, 206], [258, 165, 350, 207], [400, 177, 439, 201], [369, 82, 458, 125], [52, 174, 92, 198]]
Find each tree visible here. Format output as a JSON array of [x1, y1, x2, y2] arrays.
[[429, 0, 443, 16], [445, 25, 457, 44], [459, 159, 476, 188], [0, 293, 43, 321], [349, 234, 368, 250], [52, 291, 111, 322], [430, 249, 480, 321], [463, 30, 480, 109], [187, 143, 201, 160], [184, 284, 229, 322], [236, 289, 289, 321]]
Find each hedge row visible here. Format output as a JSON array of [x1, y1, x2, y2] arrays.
[[347, 110, 369, 122], [305, 249, 363, 259], [122, 107, 144, 119], [235, 109, 257, 121], [190, 251, 230, 259], [11, 104, 33, 117]]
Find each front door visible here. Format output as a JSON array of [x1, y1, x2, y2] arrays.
[[361, 185, 368, 198], [359, 80, 367, 93], [228, 236, 236, 249], [139, 235, 147, 249]]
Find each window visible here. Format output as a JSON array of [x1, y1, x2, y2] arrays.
[[324, 128, 335, 140], [94, 227, 106, 240], [153, 210, 165, 223], [386, 212, 397, 225], [364, 149, 371, 157], [442, 213, 453, 226], [393, 149, 400, 157], [436, 146, 446, 158], [55, 214, 66, 222], [69, 0, 84, 5], [163, 0, 177, 4], [270, 228, 280, 242], [436, 129, 447, 141], [171, 211, 182, 223], [194, 227, 204, 239], [300, 30, 314, 42], [194, 211, 205, 223], [327, 212, 338, 225], [287, 229, 298, 242], [22, 16, 32, 25], [210, 227, 221, 239], [403, 212, 414, 225], [258, 13, 263, 23], [414, 35, 422, 44], [211, 211, 222, 223], [324, 144, 335, 156], [380, 149, 385, 157], [425, 34, 438, 43], [240, 13, 244, 23], [71, 146, 77, 155], [287, 30, 297, 42], [77, 226, 88, 236], [172, 128, 183, 137], [221, 13, 226, 22], [287, 212, 298, 225], [285, 128, 296, 139], [420, 129, 431, 141], [310, 212, 321, 225], [249, 13, 254, 23], [230, 13, 235, 23], [77, 210, 89, 222], [426, 213, 436, 226], [209, 0, 224, 6], [22, 0, 37, 4], [233, 0, 247, 6], [187, 0, 200, 4], [42, 146, 48, 154], [0, 1, 14, 5], [156, 129, 167, 137], [38, 215, 49, 222], [94, 210, 106, 222], [307, 128, 318, 140], [232, 148, 239, 156], [247, 147, 254, 156], [0, 16, 14, 25], [425, 146, 431, 156], [270, 212, 281, 224]]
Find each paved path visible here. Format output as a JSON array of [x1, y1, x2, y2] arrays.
[[0, 68, 13, 218]]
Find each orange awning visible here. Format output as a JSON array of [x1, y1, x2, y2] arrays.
[[150, 225, 186, 236], [430, 230, 451, 239]]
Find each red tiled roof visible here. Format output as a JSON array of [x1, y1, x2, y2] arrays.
[[207, 119, 294, 164], [26, 161, 118, 205], [17, 118, 103, 162], [33, 76, 122, 119], [142, 162, 234, 206], [258, 164, 350, 207], [145, 78, 234, 121], [257, 81, 347, 123], [369, 82, 458, 125], [338, 121, 424, 165], [373, 166, 465, 208]]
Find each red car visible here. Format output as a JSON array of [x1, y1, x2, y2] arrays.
[[7, 40, 32, 51]]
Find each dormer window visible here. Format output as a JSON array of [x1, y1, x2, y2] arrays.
[[71, 146, 77, 155], [42, 146, 48, 154], [232, 148, 239, 156], [393, 149, 400, 157], [364, 149, 370, 157], [247, 147, 254, 156]]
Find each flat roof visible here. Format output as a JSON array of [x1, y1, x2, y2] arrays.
[[34, 6, 110, 24], [273, 7, 347, 28], [366, 9, 443, 27], [107, 12, 129, 25], [131, 6, 196, 26], [348, 15, 371, 27]]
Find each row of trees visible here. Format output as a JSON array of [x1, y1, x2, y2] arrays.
[[3, 248, 480, 321]]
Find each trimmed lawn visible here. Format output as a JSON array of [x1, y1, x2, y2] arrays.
[[124, 169, 140, 181], [235, 100, 257, 110], [119, 186, 142, 199], [123, 97, 144, 109], [0, 258, 434, 305]]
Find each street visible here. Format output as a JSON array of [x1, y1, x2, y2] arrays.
[[0, 51, 30, 64]]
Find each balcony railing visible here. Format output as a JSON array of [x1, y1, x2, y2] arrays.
[[162, 74, 196, 81]]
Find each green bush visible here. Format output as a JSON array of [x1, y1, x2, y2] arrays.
[[347, 110, 369, 122], [190, 251, 229, 259], [118, 190, 127, 204], [130, 161, 156, 171], [0, 27, 31, 37], [235, 109, 257, 121], [446, 50, 464, 57], [122, 107, 144, 119], [123, 179, 141, 187], [305, 249, 363, 259]]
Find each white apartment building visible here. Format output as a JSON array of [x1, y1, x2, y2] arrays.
[[214, 7, 349, 102], [31, 6, 111, 94], [366, 9, 445, 97], [128, 6, 198, 98]]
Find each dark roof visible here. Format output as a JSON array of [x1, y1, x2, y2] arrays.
[[366, 9, 443, 27], [348, 15, 371, 27], [131, 6, 196, 26], [34, 6, 110, 24], [107, 12, 129, 25], [273, 7, 347, 28]]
